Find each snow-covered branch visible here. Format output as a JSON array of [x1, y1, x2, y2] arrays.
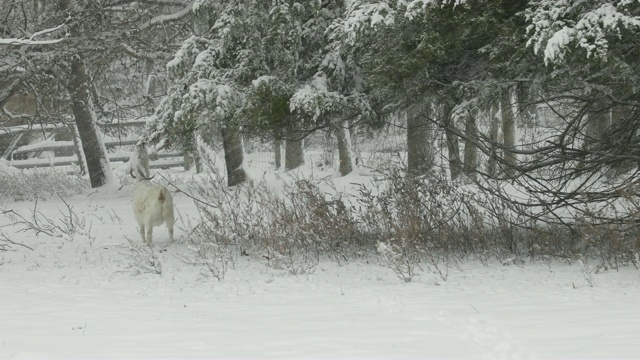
[[0, 21, 68, 46], [0, 79, 21, 108], [138, 1, 194, 30], [120, 42, 168, 60], [0, 37, 65, 46], [333, 1, 397, 45], [2, 106, 34, 121], [526, 0, 640, 64], [128, 0, 191, 4]]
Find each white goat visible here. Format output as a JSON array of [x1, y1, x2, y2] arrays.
[[129, 144, 174, 246]]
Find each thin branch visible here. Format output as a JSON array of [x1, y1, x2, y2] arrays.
[[120, 42, 168, 61], [0, 19, 69, 46], [156, 173, 218, 209], [0, 230, 34, 251], [137, 1, 194, 31]]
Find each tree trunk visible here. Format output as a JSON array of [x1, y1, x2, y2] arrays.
[[516, 81, 536, 128], [610, 104, 635, 175], [274, 138, 282, 170], [349, 120, 362, 166], [184, 153, 194, 171], [586, 100, 610, 144], [221, 126, 247, 186], [442, 101, 462, 181], [501, 86, 517, 178], [336, 121, 355, 176], [406, 102, 433, 177], [285, 133, 304, 171], [68, 123, 87, 175], [322, 129, 334, 166], [463, 109, 477, 180], [487, 101, 500, 178], [67, 56, 115, 188]]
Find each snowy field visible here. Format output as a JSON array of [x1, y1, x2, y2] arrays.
[[1, 163, 640, 359]]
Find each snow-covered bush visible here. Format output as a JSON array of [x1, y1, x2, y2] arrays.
[[0, 164, 88, 201], [359, 174, 481, 249], [2, 195, 95, 247], [184, 161, 640, 281], [376, 240, 423, 282], [124, 235, 162, 276], [187, 169, 361, 275]]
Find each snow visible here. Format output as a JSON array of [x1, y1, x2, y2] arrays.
[[251, 75, 278, 88], [340, 2, 397, 44], [138, 2, 193, 31], [0, 163, 638, 359], [0, 21, 67, 45], [526, 0, 640, 64]]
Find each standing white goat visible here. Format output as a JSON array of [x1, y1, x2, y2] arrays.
[[128, 144, 174, 246]]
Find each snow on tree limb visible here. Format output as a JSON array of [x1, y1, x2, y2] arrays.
[[526, 0, 640, 65], [0, 21, 68, 46], [129, 0, 192, 4], [402, 0, 467, 19], [335, 1, 397, 45], [333, 0, 469, 45], [138, 1, 194, 31], [120, 42, 167, 61]]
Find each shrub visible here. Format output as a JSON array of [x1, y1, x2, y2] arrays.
[[186, 167, 640, 281], [0, 166, 88, 201]]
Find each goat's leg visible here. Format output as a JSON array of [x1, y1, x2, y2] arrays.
[[166, 223, 174, 243], [145, 224, 153, 246], [166, 214, 175, 242], [139, 224, 146, 243]]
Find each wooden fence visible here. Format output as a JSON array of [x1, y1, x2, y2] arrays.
[[0, 119, 185, 171]]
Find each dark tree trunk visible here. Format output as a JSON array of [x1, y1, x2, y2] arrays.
[[67, 57, 112, 188], [68, 123, 87, 175], [336, 121, 354, 176], [221, 126, 247, 186], [274, 138, 282, 170], [442, 101, 462, 181], [406, 102, 432, 177], [463, 109, 478, 179], [516, 81, 537, 127], [586, 99, 610, 144], [322, 129, 334, 166], [487, 101, 500, 178], [285, 133, 305, 171], [501, 86, 517, 178]]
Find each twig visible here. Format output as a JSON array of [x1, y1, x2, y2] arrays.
[[0, 230, 34, 251], [156, 173, 218, 209]]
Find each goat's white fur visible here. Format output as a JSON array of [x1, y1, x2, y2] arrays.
[[130, 144, 174, 245]]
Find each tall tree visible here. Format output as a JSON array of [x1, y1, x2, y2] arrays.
[[500, 85, 516, 178], [462, 109, 478, 179], [406, 102, 433, 177], [67, 55, 116, 187]]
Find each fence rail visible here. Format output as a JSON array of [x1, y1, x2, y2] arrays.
[[0, 119, 185, 171]]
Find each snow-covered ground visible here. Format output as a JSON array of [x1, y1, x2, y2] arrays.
[[1, 165, 639, 359]]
